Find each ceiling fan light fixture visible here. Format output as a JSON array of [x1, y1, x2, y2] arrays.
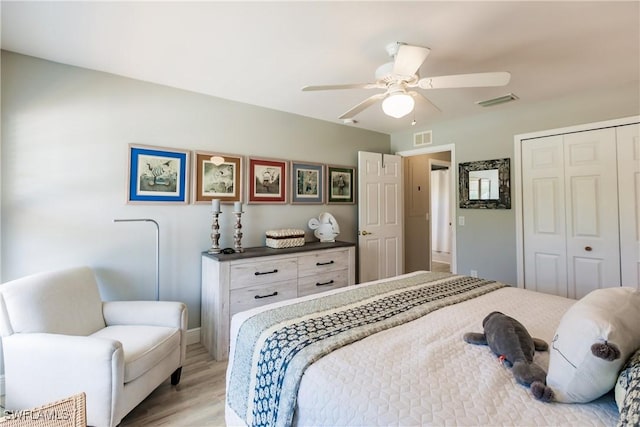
[[382, 92, 415, 118]]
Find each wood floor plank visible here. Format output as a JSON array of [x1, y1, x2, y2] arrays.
[[120, 343, 227, 427]]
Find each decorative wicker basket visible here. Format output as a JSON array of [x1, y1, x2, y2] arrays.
[[0, 392, 86, 427], [265, 228, 305, 249]]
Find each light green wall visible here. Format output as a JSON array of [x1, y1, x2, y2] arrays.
[[0, 51, 390, 328], [391, 81, 640, 284], [3, 48, 639, 319]]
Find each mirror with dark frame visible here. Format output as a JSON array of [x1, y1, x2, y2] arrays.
[[459, 158, 511, 209]]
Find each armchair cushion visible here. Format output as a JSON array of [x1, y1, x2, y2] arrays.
[[91, 325, 180, 383]]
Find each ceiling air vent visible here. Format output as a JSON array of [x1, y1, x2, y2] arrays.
[[414, 130, 433, 147], [476, 93, 519, 107]]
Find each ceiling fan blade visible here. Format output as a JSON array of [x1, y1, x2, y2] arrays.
[[417, 72, 511, 89], [338, 93, 387, 120], [302, 83, 381, 91], [393, 44, 430, 78], [410, 91, 441, 113]]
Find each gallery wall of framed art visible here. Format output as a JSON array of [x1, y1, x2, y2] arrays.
[[126, 145, 356, 206]]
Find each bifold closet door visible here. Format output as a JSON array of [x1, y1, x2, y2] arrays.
[[563, 128, 620, 299], [617, 124, 640, 288], [522, 128, 622, 299], [522, 135, 568, 296]]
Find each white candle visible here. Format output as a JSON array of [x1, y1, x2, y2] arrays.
[[234, 201, 243, 212], [212, 199, 221, 212]]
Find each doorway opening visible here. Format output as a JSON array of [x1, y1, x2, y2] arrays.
[[396, 143, 456, 274], [430, 160, 452, 273]]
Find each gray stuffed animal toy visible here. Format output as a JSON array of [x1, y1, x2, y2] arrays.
[[463, 311, 554, 402]]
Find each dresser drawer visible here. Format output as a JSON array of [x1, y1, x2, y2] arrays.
[[297, 269, 349, 297], [229, 258, 297, 289], [298, 249, 350, 277], [230, 279, 298, 315]]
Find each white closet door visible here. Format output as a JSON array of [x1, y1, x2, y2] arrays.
[[522, 135, 568, 296], [617, 124, 640, 288], [564, 128, 620, 298]]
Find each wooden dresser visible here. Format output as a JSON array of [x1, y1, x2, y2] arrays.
[[200, 241, 356, 360]]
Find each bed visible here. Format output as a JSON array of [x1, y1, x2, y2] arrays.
[[225, 271, 620, 426]]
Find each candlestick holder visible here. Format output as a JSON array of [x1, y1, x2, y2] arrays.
[[233, 210, 245, 253], [208, 210, 222, 254]]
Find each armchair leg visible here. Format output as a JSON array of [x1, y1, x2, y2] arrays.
[[171, 367, 182, 385]]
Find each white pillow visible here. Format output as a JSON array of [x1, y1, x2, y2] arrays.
[[546, 287, 640, 403]]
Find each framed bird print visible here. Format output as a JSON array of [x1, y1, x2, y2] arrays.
[[327, 165, 356, 204], [193, 151, 243, 204], [247, 157, 287, 204], [291, 161, 324, 204], [127, 144, 190, 204]]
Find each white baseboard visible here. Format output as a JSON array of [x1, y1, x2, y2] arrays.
[[187, 327, 201, 345]]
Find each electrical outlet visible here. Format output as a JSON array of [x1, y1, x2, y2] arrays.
[[470, 270, 478, 278], [458, 216, 465, 226]]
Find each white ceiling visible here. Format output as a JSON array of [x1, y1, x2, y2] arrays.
[[2, 1, 639, 135]]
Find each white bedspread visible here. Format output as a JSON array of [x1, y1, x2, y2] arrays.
[[226, 272, 619, 426]]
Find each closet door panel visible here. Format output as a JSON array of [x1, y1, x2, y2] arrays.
[[532, 253, 565, 296], [564, 128, 620, 298], [522, 135, 568, 296], [617, 123, 640, 288]]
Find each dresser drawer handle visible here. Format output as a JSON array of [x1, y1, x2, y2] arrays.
[[254, 291, 278, 299], [316, 260, 335, 266], [255, 269, 278, 276], [316, 280, 335, 287]]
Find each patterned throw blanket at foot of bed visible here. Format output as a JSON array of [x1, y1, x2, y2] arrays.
[[227, 272, 506, 427]]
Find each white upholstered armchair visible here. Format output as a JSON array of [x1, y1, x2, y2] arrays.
[[0, 266, 188, 427]]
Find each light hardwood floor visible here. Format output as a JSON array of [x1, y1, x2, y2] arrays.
[[120, 343, 227, 426], [431, 261, 450, 273]]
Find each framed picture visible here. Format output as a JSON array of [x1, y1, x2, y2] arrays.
[[327, 165, 356, 204], [193, 151, 243, 204], [128, 144, 189, 204], [291, 161, 324, 204], [248, 157, 288, 204]]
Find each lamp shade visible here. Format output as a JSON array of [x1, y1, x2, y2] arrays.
[[382, 93, 415, 118]]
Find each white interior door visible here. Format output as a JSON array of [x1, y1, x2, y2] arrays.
[[617, 123, 640, 288], [522, 135, 568, 296], [358, 152, 403, 283], [564, 128, 620, 298]]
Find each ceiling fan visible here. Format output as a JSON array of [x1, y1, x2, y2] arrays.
[[302, 42, 511, 120]]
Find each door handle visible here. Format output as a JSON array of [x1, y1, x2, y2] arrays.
[[585, 246, 593, 252], [360, 230, 372, 236]]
